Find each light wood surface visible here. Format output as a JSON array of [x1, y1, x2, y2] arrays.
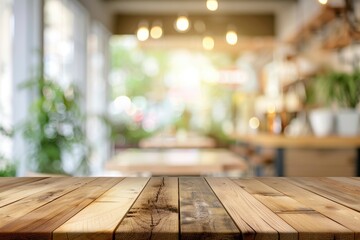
[[232, 133, 360, 149], [139, 134, 216, 149], [106, 148, 246, 176], [0, 177, 359, 239]]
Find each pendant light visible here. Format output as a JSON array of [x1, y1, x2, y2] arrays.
[[137, 21, 149, 41]]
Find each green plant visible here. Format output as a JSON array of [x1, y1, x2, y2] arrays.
[[315, 71, 360, 108], [0, 125, 16, 177], [22, 76, 89, 175], [0, 162, 16, 177]]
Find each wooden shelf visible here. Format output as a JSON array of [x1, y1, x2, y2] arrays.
[[231, 133, 360, 149], [287, 6, 344, 45], [323, 25, 360, 49]]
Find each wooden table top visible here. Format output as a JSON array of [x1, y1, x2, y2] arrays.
[[232, 133, 360, 148], [106, 148, 246, 176], [139, 134, 216, 148], [0, 177, 360, 240]]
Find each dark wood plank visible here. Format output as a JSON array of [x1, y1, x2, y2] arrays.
[[0, 177, 96, 228], [234, 178, 354, 240], [0, 178, 122, 240], [53, 178, 149, 240], [115, 177, 179, 240], [179, 177, 240, 240], [206, 177, 297, 240]]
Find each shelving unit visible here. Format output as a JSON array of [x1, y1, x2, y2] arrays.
[[285, 5, 360, 50], [287, 6, 344, 44]]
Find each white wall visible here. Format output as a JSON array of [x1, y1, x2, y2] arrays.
[[12, 0, 43, 176]]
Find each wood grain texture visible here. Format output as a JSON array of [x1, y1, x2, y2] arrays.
[[0, 177, 46, 191], [260, 178, 360, 240], [53, 177, 149, 240], [0, 177, 68, 207], [0, 177, 96, 228], [115, 177, 179, 240], [289, 178, 360, 212], [179, 177, 240, 240], [0, 177, 358, 240], [233, 178, 354, 240], [0, 178, 122, 240], [206, 177, 297, 240]]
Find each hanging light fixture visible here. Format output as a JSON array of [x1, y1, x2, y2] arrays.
[[206, 0, 218, 11], [202, 36, 215, 50], [226, 26, 238, 45], [318, 0, 327, 4], [136, 21, 149, 41], [175, 14, 190, 32], [150, 21, 163, 39]]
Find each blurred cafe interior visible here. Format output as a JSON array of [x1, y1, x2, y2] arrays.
[[0, 0, 360, 177]]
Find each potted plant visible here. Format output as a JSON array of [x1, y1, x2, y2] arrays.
[[315, 71, 360, 136], [21, 76, 89, 175], [306, 77, 334, 137]]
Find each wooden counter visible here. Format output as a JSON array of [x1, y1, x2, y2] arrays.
[[232, 133, 360, 149], [232, 133, 360, 176], [0, 177, 360, 239]]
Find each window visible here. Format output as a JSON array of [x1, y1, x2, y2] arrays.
[[0, 0, 13, 162], [43, 0, 89, 174], [87, 22, 110, 174], [44, 0, 88, 89]]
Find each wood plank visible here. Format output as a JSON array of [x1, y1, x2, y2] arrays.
[[0, 177, 46, 191], [115, 177, 179, 240], [278, 213, 353, 240], [179, 177, 240, 240], [0, 178, 122, 240], [234, 178, 354, 240], [260, 178, 360, 240], [206, 177, 297, 240], [289, 178, 360, 212], [232, 178, 313, 213], [329, 177, 360, 187], [53, 178, 149, 240], [0, 177, 47, 193], [0, 177, 96, 228], [0, 177, 70, 207]]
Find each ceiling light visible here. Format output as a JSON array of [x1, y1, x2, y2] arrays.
[[137, 21, 149, 41], [206, 0, 218, 11], [226, 30, 238, 45], [318, 0, 327, 4], [249, 117, 260, 130], [202, 36, 214, 50], [175, 15, 190, 32], [150, 21, 163, 39]]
